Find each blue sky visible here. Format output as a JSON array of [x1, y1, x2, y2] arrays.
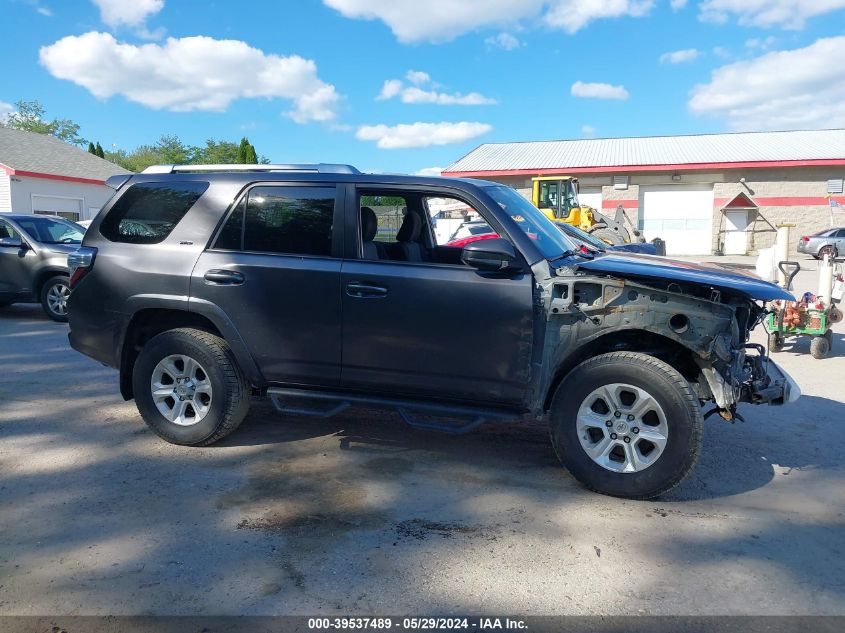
[[2, 0, 845, 174]]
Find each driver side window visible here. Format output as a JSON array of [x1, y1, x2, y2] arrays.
[[0, 221, 20, 240]]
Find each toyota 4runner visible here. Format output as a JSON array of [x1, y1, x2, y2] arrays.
[[67, 164, 800, 499]]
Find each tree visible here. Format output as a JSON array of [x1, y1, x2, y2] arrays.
[[95, 142, 105, 158], [245, 142, 258, 164], [194, 139, 241, 164], [87, 142, 96, 155], [236, 137, 249, 164], [2, 100, 86, 145]]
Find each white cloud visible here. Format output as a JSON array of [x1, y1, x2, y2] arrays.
[[670, 0, 687, 9], [689, 36, 845, 130], [356, 121, 492, 149], [377, 79, 403, 100], [699, 0, 845, 30], [571, 81, 629, 100], [36, 6, 53, 16], [406, 70, 431, 85], [91, 0, 163, 28], [745, 36, 777, 50], [659, 48, 700, 64], [39, 32, 341, 123], [0, 101, 14, 123], [712, 46, 730, 58], [376, 72, 496, 105], [323, 0, 654, 43], [485, 32, 522, 50], [581, 124, 597, 137], [414, 166, 444, 176], [544, 0, 654, 34]]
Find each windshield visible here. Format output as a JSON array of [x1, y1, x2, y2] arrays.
[[484, 185, 578, 259], [15, 216, 85, 244], [557, 222, 606, 251]]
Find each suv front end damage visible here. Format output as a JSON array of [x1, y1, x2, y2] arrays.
[[535, 256, 800, 417]]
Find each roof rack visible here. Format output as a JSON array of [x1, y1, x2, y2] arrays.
[[141, 163, 361, 175]]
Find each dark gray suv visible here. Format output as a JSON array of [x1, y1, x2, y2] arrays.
[[68, 164, 799, 499], [0, 214, 84, 321]]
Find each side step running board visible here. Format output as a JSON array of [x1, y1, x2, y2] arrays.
[[266, 387, 519, 434]]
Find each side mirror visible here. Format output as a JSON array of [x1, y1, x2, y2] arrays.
[[461, 237, 519, 272], [0, 237, 23, 249]]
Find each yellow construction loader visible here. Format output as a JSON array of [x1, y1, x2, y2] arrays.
[[531, 176, 642, 245]]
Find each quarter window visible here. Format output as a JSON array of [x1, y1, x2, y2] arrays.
[[100, 181, 209, 244], [242, 186, 335, 256]]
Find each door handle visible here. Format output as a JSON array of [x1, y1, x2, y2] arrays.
[[346, 282, 388, 298], [204, 269, 245, 285]]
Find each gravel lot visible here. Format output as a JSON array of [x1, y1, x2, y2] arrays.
[[1, 257, 843, 616]]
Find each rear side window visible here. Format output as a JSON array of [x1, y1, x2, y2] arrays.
[[214, 186, 336, 256], [100, 181, 209, 244]]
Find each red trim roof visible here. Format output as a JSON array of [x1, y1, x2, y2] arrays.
[[3, 167, 106, 186], [445, 158, 845, 178]]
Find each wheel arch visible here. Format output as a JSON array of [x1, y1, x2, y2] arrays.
[[118, 306, 265, 400], [33, 268, 68, 297], [541, 329, 702, 412]]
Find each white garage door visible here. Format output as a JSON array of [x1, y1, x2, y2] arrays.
[[639, 186, 714, 256], [579, 187, 602, 212], [32, 195, 82, 221]]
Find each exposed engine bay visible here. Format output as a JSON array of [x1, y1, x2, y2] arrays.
[[533, 259, 801, 416]]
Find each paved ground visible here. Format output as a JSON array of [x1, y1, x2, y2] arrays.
[[1, 257, 843, 616]]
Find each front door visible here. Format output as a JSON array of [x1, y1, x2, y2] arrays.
[[190, 184, 344, 386], [724, 211, 749, 255], [0, 219, 34, 298], [340, 187, 535, 406]]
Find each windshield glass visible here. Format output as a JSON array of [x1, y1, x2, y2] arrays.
[[484, 185, 578, 259], [15, 216, 84, 244], [557, 222, 606, 251]]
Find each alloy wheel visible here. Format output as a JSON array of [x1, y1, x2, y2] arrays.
[[150, 354, 213, 426], [576, 383, 669, 473], [46, 283, 70, 317]]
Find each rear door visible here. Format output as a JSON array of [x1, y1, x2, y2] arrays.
[[191, 183, 344, 386], [340, 186, 534, 406]]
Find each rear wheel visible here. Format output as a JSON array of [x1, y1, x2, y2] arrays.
[[768, 332, 784, 353], [819, 245, 838, 260], [132, 328, 250, 446], [590, 227, 625, 246], [549, 352, 702, 499], [40, 276, 70, 322]]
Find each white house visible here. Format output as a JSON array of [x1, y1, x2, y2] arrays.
[[0, 127, 130, 222]]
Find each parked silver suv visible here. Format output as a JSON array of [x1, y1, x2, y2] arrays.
[[0, 214, 84, 321]]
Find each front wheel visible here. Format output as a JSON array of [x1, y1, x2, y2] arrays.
[[40, 276, 70, 322], [132, 328, 250, 446], [549, 352, 702, 499]]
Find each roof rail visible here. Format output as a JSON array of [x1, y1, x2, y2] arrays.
[[141, 163, 361, 175]]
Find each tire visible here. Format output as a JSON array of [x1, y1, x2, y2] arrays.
[[40, 276, 70, 322], [132, 328, 250, 446], [819, 245, 838, 260], [549, 352, 702, 500], [589, 227, 625, 246], [768, 332, 784, 353], [811, 335, 830, 360]]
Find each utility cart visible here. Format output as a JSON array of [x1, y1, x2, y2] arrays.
[[768, 261, 843, 359]]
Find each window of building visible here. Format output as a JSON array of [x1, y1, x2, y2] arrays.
[[242, 186, 336, 256], [100, 181, 209, 244]]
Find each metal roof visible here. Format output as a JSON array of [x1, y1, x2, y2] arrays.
[[0, 127, 130, 182], [444, 129, 845, 174]]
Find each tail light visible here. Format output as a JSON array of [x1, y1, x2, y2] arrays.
[[68, 247, 97, 288], [801, 236, 810, 242]]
